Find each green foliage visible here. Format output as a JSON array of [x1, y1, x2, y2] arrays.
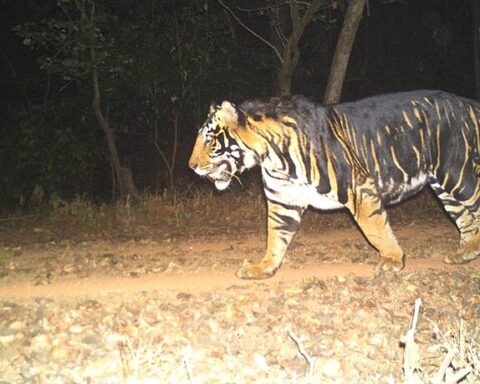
[[13, 1, 126, 86], [4, 0, 272, 205], [1, 97, 102, 208]]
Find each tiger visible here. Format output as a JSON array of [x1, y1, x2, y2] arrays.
[[189, 90, 480, 279]]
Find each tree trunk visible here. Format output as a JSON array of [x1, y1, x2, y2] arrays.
[[277, 45, 297, 96], [90, 58, 139, 200], [473, 0, 480, 101], [324, 0, 367, 104], [277, 0, 323, 96], [79, 0, 140, 200], [91, 94, 139, 200]]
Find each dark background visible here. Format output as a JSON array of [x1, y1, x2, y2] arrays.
[[0, 0, 475, 210]]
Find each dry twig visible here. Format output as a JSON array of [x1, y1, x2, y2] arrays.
[[287, 328, 316, 379], [403, 297, 423, 382], [182, 344, 195, 384]]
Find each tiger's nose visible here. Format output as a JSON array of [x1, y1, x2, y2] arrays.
[[188, 158, 198, 170]]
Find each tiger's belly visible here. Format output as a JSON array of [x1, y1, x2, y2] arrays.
[[379, 172, 429, 205], [263, 177, 344, 210]]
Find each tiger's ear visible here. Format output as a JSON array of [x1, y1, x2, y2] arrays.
[[218, 101, 246, 127], [209, 102, 219, 114]]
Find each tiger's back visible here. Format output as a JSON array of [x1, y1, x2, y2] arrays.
[[325, 90, 480, 205]]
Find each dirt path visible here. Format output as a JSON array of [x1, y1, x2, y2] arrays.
[[2, 258, 477, 300], [0, 222, 474, 300]]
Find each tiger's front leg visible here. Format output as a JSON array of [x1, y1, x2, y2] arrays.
[[236, 200, 304, 279]]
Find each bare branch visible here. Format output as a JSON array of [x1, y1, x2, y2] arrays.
[[154, 121, 173, 177], [270, 1, 288, 48], [236, 1, 311, 13], [291, 0, 323, 39], [272, 19, 287, 48], [216, 0, 284, 63]]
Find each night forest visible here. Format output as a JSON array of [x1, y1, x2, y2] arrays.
[[2, 3, 480, 381], [1, 0, 477, 211]]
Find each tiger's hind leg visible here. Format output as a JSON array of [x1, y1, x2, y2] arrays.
[[429, 177, 480, 264], [346, 179, 405, 272]]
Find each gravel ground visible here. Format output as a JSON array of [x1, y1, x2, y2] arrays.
[[1, 267, 479, 384]]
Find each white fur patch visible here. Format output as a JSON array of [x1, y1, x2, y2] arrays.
[[262, 170, 344, 210], [387, 172, 428, 204]]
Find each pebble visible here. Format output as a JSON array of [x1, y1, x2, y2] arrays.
[[68, 325, 83, 334], [27, 323, 44, 337], [0, 332, 15, 344], [8, 320, 23, 330], [0, 345, 20, 361], [336, 275, 347, 283], [318, 357, 341, 378], [368, 333, 386, 347], [50, 346, 69, 361], [253, 352, 268, 371], [30, 334, 49, 349], [81, 335, 101, 345], [355, 308, 369, 318]]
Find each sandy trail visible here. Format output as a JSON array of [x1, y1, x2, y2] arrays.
[[2, 257, 477, 300]]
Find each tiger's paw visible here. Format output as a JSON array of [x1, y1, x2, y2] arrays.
[[374, 257, 404, 273], [444, 251, 478, 265], [236, 260, 276, 280]]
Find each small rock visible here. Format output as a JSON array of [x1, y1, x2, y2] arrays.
[[0, 333, 16, 345], [69, 325, 83, 334], [27, 323, 44, 337], [406, 283, 417, 292], [9, 320, 23, 331], [165, 261, 180, 273], [318, 357, 341, 378], [30, 333, 49, 349], [63, 264, 78, 273], [82, 335, 101, 345], [368, 334, 385, 347], [106, 333, 126, 346], [353, 276, 368, 285], [50, 346, 68, 361], [0, 345, 20, 361], [0, 301, 22, 310], [253, 352, 268, 371], [355, 308, 369, 319], [35, 297, 54, 306], [177, 292, 192, 300]]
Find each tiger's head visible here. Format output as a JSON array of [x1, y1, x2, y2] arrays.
[[189, 101, 257, 191]]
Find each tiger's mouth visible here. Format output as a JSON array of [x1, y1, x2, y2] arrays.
[[204, 162, 234, 191]]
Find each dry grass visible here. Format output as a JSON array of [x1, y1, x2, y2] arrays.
[[402, 299, 480, 384], [114, 297, 480, 384], [0, 182, 448, 247]]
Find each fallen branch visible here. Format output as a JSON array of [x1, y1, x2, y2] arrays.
[[182, 344, 195, 384], [402, 299, 479, 384], [433, 347, 456, 384], [446, 367, 471, 384], [403, 297, 423, 381], [287, 328, 315, 379]]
